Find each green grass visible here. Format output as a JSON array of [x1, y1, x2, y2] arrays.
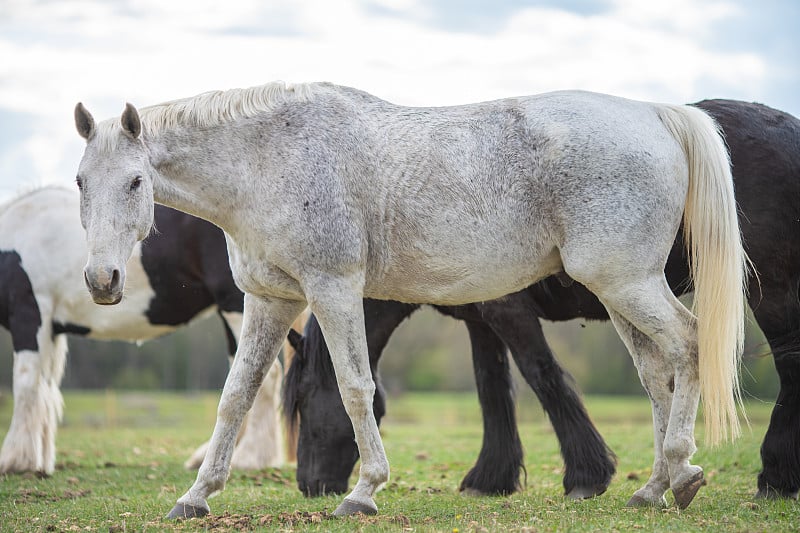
[[0, 391, 797, 532]]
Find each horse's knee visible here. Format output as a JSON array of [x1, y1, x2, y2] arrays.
[[217, 386, 255, 421], [339, 382, 376, 417], [13, 350, 42, 392]]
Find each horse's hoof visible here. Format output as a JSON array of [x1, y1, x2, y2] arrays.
[[672, 471, 705, 509], [625, 494, 666, 507], [167, 502, 209, 519], [333, 497, 378, 516], [567, 485, 607, 500], [755, 487, 799, 500]]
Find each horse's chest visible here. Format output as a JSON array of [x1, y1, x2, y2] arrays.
[[227, 246, 304, 301]]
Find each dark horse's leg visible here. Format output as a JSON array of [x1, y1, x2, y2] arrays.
[[458, 320, 524, 495], [753, 279, 800, 499], [477, 292, 617, 498]]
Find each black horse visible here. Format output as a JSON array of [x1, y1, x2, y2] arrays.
[[283, 99, 800, 500], [284, 298, 616, 499]]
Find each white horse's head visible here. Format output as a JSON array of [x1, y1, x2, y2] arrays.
[[74, 102, 155, 305]]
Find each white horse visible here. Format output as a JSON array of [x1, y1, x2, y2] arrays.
[[0, 186, 285, 475], [73, 82, 748, 517]]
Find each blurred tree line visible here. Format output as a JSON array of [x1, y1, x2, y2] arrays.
[[0, 304, 779, 400]]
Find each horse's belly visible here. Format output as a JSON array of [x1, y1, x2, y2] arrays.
[[55, 296, 178, 342], [365, 240, 562, 306]]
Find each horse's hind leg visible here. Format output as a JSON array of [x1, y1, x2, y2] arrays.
[[592, 277, 703, 508], [758, 349, 800, 499], [605, 309, 673, 507], [753, 278, 800, 499], [477, 296, 616, 499], [458, 320, 523, 496]]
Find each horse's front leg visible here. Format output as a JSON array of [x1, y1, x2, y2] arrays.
[[306, 277, 388, 516], [1, 348, 47, 474], [230, 359, 285, 469], [183, 310, 286, 470], [1, 320, 66, 476], [458, 319, 523, 496], [167, 294, 306, 519]]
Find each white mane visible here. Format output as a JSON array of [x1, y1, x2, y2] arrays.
[[93, 81, 321, 152]]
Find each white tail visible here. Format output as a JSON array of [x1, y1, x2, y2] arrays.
[[656, 104, 749, 445]]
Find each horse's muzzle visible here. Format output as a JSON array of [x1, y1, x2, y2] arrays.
[[84, 266, 124, 305]]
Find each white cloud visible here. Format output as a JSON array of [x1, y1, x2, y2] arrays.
[[610, 0, 741, 35], [0, 0, 789, 198]]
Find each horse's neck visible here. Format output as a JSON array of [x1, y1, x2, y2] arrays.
[[148, 128, 246, 232]]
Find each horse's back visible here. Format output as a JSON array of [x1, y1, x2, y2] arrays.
[[0, 188, 87, 344], [697, 101, 800, 248], [0, 187, 85, 295]]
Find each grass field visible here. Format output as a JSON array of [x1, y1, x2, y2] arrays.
[[0, 390, 797, 532]]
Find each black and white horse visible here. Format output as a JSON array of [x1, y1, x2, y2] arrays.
[[0, 186, 284, 475], [285, 99, 800, 500]]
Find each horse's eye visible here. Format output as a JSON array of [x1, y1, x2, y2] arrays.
[[130, 176, 142, 191], [75, 176, 83, 190]]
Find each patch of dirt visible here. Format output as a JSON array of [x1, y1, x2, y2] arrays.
[[140, 510, 415, 531], [15, 487, 91, 504], [163, 510, 333, 531], [237, 468, 295, 488]]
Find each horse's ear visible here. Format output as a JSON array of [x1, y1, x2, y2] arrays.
[[121, 102, 142, 139], [74, 102, 96, 140], [286, 329, 304, 353]]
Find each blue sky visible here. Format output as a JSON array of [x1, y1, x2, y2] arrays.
[[0, 0, 797, 201]]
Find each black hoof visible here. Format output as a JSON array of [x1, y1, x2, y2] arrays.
[[333, 498, 378, 516], [167, 502, 209, 519], [673, 471, 706, 509], [755, 487, 799, 500], [567, 485, 607, 500]]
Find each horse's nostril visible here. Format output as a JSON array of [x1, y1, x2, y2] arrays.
[[110, 269, 120, 289], [83, 270, 91, 290]]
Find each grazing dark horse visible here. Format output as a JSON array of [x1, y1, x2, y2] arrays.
[[284, 99, 800, 500], [284, 298, 616, 498], [0, 187, 285, 474]]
